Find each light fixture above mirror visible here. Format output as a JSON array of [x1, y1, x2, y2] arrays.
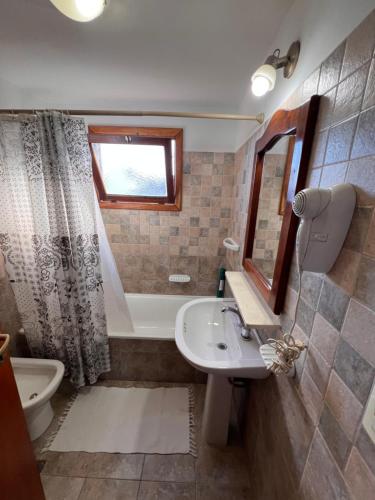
[[251, 41, 300, 97], [49, 0, 109, 22]]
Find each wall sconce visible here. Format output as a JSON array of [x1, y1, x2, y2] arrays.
[[251, 41, 300, 97], [49, 0, 109, 22]]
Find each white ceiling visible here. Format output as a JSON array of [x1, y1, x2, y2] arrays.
[[0, 0, 293, 150], [2, 0, 372, 152]]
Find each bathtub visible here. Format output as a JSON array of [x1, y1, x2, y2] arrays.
[[107, 293, 202, 340]]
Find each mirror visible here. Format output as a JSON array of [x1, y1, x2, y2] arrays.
[[252, 135, 294, 283], [243, 96, 320, 314]]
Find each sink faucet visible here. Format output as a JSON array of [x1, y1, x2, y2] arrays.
[[221, 305, 252, 341]]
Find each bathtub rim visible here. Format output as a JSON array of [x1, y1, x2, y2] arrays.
[[108, 293, 210, 340]]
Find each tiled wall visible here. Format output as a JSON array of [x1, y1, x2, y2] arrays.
[[102, 152, 234, 295], [252, 154, 285, 280], [226, 10, 375, 500]]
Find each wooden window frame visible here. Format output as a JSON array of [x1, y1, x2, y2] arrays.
[[88, 126, 183, 211], [243, 95, 320, 314]]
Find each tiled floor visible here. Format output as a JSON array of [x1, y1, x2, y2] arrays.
[[34, 380, 252, 500]]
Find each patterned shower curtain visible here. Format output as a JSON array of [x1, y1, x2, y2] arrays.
[[0, 112, 110, 387]]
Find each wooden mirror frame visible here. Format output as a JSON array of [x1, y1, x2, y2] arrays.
[[243, 95, 320, 314]]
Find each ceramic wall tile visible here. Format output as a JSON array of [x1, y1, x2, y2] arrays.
[[340, 10, 375, 79], [325, 370, 363, 441], [344, 447, 375, 499], [333, 339, 375, 405], [224, 11, 375, 498]]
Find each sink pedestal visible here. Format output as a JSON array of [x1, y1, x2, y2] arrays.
[[202, 374, 233, 447]]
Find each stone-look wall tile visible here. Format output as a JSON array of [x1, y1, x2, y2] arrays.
[[325, 370, 363, 441], [104, 338, 204, 383], [300, 430, 351, 500], [303, 344, 331, 395], [356, 426, 375, 476], [346, 155, 375, 206], [300, 272, 323, 311], [341, 298, 375, 366], [363, 56, 375, 110], [333, 62, 370, 124], [327, 248, 361, 296], [317, 279, 350, 331], [318, 42, 345, 95], [319, 162, 348, 188], [324, 117, 357, 165], [310, 313, 339, 367], [351, 107, 375, 159], [224, 12, 375, 500], [334, 339, 375, 405], [306, 166, 321, 188], [364, 209, 375, 257], [316, 87, 337, 131], [302, 67, 320, 101], [103, 151, 234, 296], [275, 377, 315, 479], [310, 130, 328, 168], [298, 370, 324, 426], [340, 9, 375, 79], [292, 324, 309, 384], [344, 447, 375, 500], [245, 377, 306, 499], [344, 207, 372, 252], [296, 298, 315, 336], [319, 404, 351, 469], [354, 255, 375, 310]]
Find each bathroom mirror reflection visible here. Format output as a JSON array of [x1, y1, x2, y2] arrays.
[[252, 135, 294, 283]]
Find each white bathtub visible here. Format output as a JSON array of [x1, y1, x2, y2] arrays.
[[107, 293, 202, 340]]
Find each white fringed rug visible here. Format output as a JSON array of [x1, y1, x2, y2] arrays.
[[49, 386, 196, 455]]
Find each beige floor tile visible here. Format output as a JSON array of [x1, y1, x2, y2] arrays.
[[196, 482, 251, 500], [43, 451, 144, 480], [78, 478, 140, 500], [41, 475, 84, 500], [142, 454, 196, 482], [138, 481, 195, 499], [196, 444, 250, 488]]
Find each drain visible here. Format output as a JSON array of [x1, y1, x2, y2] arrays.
[[217, 342, 228, 350], [29, 392, 38, 400]]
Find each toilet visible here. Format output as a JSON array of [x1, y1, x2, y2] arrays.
[[11, 357, 65, 441]]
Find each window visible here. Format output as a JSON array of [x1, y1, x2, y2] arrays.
[[89, 126, 183, 210]]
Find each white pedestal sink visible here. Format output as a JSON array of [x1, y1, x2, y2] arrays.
[[175, 297, 271, 446]]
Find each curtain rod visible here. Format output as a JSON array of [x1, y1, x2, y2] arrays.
[[0, 109, 265, 124]]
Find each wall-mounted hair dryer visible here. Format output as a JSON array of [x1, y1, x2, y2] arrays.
[[292, 184, 356, 273]]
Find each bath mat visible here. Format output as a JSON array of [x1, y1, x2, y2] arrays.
[[48, 386, 196, 455]]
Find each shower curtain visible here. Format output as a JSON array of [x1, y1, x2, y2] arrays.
[[0, 112, 110, 387], [94, 196, 134, 335]]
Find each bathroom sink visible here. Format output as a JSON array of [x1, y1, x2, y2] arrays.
[[175, 298, 269, 379]]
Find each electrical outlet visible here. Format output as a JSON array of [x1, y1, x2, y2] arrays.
[[362, 383, 375, 444]]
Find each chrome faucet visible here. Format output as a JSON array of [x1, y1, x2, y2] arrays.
[[221, 305, 252, 340]]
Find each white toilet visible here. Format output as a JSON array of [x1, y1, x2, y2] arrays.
[[11, 357, 65, 441]]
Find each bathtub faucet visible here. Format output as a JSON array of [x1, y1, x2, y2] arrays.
[[221, 306, 252, 341]]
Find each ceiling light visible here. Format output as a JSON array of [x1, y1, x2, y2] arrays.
[[49, 0, 109, 22], [251, 64, 277, 97], [251, 41, 300, 97]]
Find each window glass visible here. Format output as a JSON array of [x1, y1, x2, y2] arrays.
[[93, 143, 167, 197]]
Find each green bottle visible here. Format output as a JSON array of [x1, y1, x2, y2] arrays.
[[216, 267, 226, 298]]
